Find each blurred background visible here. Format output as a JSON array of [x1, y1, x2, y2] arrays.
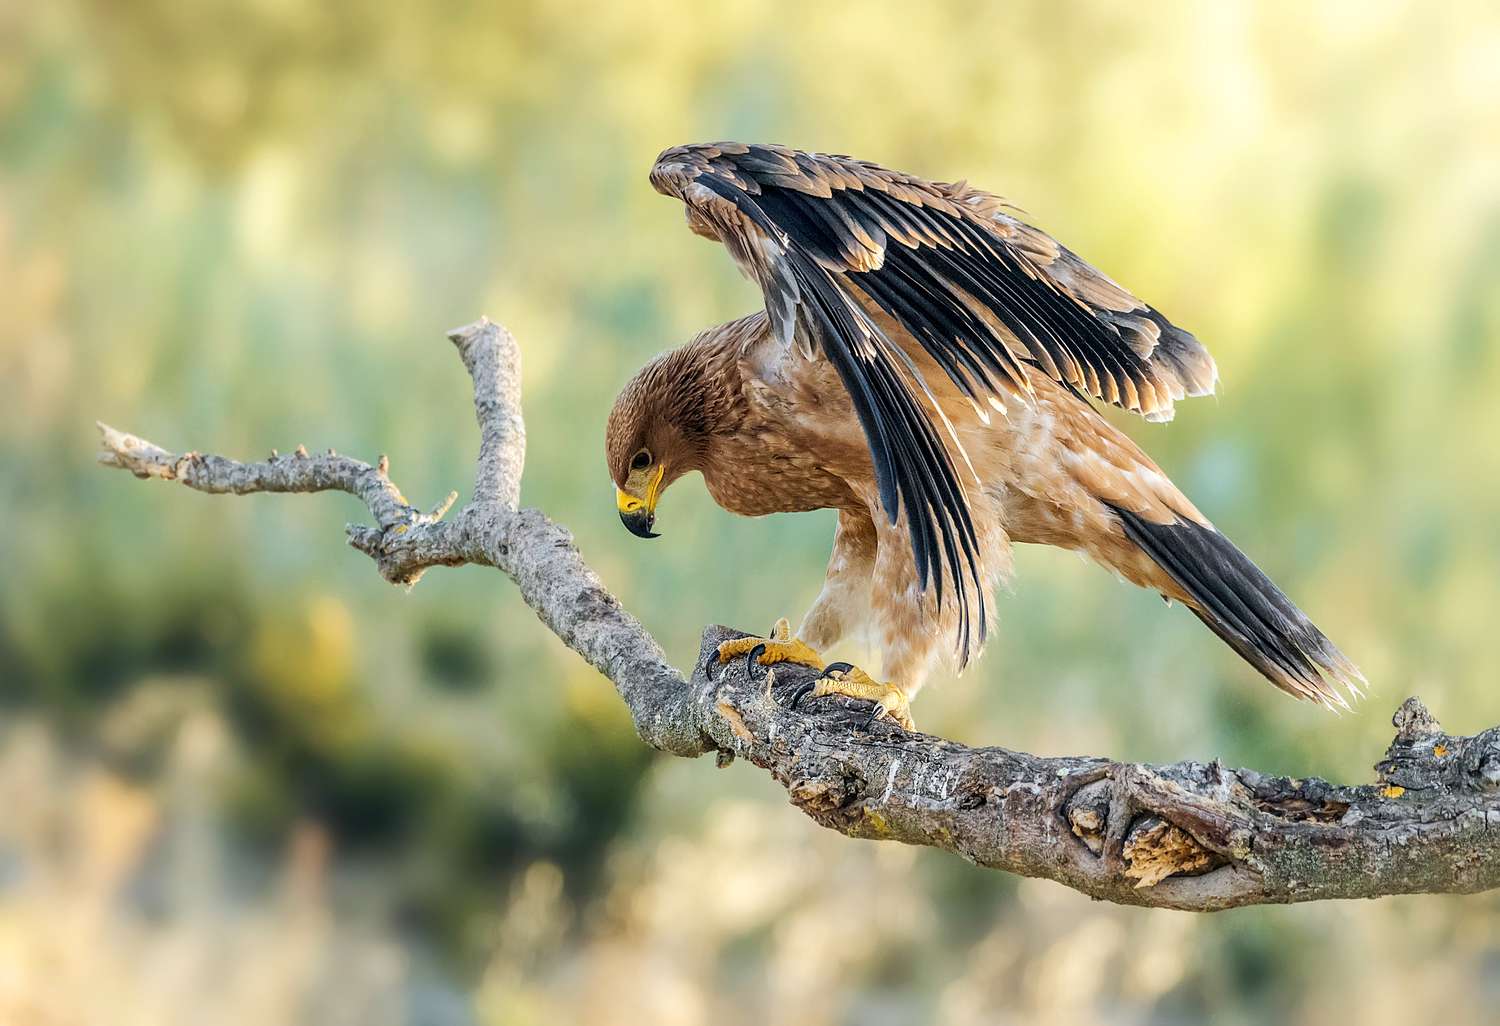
[[3, 1, 1499, 1023]]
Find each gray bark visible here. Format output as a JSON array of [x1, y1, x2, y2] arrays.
[[97, 317, 1500, 910]]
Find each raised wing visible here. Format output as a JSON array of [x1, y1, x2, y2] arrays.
[[650, 142, 1218, 663]]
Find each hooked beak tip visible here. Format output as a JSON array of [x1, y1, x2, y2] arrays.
[[619, 508, 660, 539]]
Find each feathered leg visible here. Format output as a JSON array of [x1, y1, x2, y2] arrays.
[[861, 502, 1010, 721], [798, 511, 877, 651]]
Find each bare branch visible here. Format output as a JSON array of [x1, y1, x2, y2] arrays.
[[695, 647, 1500, 909], [448, 318, 525, 509], [97, 317, 1500, 909], [96, 323, 702, 755], [97, 421, 417, 530]]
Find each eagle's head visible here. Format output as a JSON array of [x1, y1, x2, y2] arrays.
[[605, 347, 714, 539]]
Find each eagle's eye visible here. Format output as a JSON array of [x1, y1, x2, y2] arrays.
[[630, 449, 652, 472]]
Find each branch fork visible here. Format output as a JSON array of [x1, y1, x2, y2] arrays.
[[97, 316, 1500, 910]]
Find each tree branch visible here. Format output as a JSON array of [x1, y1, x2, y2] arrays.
[[97, 317, 1500, 910]]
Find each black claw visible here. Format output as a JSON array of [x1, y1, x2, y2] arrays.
[[787, 680, 818, 710], [707, 646, 730, 681], [819, 661, 855, 680], [744, 643, 767, 679]]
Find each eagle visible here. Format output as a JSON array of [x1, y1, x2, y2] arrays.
[[606, 142, 1363, 729]]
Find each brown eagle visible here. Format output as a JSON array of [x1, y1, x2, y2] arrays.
[[606, 142, 1363, 729]]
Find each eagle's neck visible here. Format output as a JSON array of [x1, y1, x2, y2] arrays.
[[656, 314, 760, 456]]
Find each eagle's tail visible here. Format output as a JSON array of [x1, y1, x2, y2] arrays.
[[1109, 504, 1365, 709]]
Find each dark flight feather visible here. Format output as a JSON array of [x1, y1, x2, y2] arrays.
[[1111, 504, 1365, 707]]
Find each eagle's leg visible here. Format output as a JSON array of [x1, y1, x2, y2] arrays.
[[716, 617, 827, 672], [717, 515, 875, 671], [808, 663, 914, 731]]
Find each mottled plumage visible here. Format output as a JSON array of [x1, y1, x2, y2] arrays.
[[607, 142, 1362, 719]]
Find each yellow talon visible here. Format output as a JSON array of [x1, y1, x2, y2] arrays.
[[716, 617, 825, 670], [812, 666, 915, 731]]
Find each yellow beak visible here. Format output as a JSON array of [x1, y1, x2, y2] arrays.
[[617, 464, 665, 539]]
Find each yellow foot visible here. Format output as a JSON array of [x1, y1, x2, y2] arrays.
[[717, 617, 825, 672], [810, 664, 914, 731], [718, 619, 914, 731]]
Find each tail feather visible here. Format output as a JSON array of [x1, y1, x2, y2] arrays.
[[1110, 504, 1365, 708]]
